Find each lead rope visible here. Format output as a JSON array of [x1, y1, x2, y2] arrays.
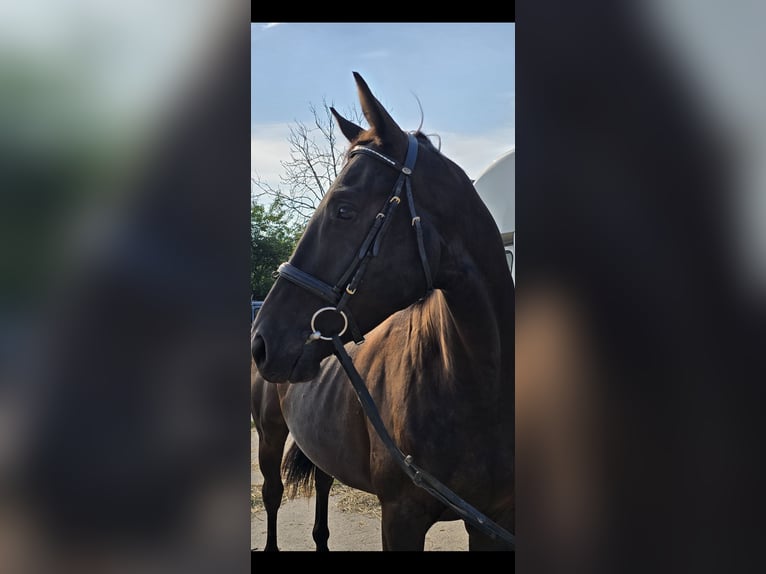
[[331, 335, 515, 549]]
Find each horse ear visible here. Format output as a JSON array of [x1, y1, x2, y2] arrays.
[[352, 72, 406, 147], [330, 107, 363, 143]]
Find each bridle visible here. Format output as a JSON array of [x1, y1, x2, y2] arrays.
[[271, 132, 516, 549], [276, 132, 432, 344]]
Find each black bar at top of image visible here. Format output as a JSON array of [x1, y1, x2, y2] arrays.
[[249, 14, 516, 24]]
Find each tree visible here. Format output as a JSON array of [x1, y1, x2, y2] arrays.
[[250, 201, 302, 299], [250, 99, 368, 298], [251, 99, 365, 226]]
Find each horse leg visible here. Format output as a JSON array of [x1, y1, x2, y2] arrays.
[[380, 499, 435, 551], [312, 468, 334, 551], [258, 428, 288, 552]]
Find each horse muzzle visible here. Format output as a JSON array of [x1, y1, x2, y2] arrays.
[[251, 331, 328, 384]]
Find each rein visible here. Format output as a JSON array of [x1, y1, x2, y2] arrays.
[[278, 133, 515, 550], [331, 335, 515, 549]]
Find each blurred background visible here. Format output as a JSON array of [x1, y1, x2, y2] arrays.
[[517, 1, 765, 572], [0, 2, 250, 573]]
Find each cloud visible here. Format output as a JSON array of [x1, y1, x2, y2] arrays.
[[250, 121, 515, 200], [251, 123, 292, 190], [435, 124, 516, 181]]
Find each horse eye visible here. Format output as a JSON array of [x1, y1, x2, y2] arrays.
[[336, 205, 356, 220]]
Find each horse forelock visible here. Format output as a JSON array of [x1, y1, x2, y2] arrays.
[[348, 128, 382, 149], [344, 129, 440, 160]]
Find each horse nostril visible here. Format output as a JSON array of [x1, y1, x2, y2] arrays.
[[251, 334, 266, 368]]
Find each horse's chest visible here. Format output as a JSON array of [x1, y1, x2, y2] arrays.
[[279, 377, 375, 492]]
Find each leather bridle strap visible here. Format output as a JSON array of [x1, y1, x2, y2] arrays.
[[277, 263, 338, 304], [350, 136, 433, 293], [277, 133, 432, 344], [331, 334, 516, 549]]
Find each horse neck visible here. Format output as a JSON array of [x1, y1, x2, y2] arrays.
[[430, 240, 514, 385], [406, 146, 513, 384]]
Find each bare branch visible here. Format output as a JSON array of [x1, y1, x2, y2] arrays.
[[251, 100, 366, 226]]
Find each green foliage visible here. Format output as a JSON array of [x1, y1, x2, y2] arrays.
[[250, 201, 303, 299]]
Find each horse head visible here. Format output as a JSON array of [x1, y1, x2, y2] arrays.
[[252, 72, 501, 383]]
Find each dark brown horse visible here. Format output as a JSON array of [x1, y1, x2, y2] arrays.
[[251, 72, 514, 551]]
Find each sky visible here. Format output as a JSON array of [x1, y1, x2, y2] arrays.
[[251, 22, 514, 192]]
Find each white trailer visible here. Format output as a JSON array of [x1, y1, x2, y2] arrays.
[[472, 148, 515, 283]]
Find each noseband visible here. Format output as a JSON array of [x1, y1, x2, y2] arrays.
[[276, 133, 433, 344]]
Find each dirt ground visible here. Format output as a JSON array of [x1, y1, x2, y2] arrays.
[[251, 429, 468, 551]]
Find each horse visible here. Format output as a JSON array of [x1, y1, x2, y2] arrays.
[[251, 72, 514, 551]]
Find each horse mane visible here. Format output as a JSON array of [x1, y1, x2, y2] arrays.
[[406, 289, 456, 383], [349, 129, 382, 148], [413, 130, 442, 153]]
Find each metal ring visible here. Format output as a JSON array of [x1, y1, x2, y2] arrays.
[[411, 216, 421, 226], [402, 167, 412, 175], [310, 307, 348, 341], [389, 196, 401, 204]]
